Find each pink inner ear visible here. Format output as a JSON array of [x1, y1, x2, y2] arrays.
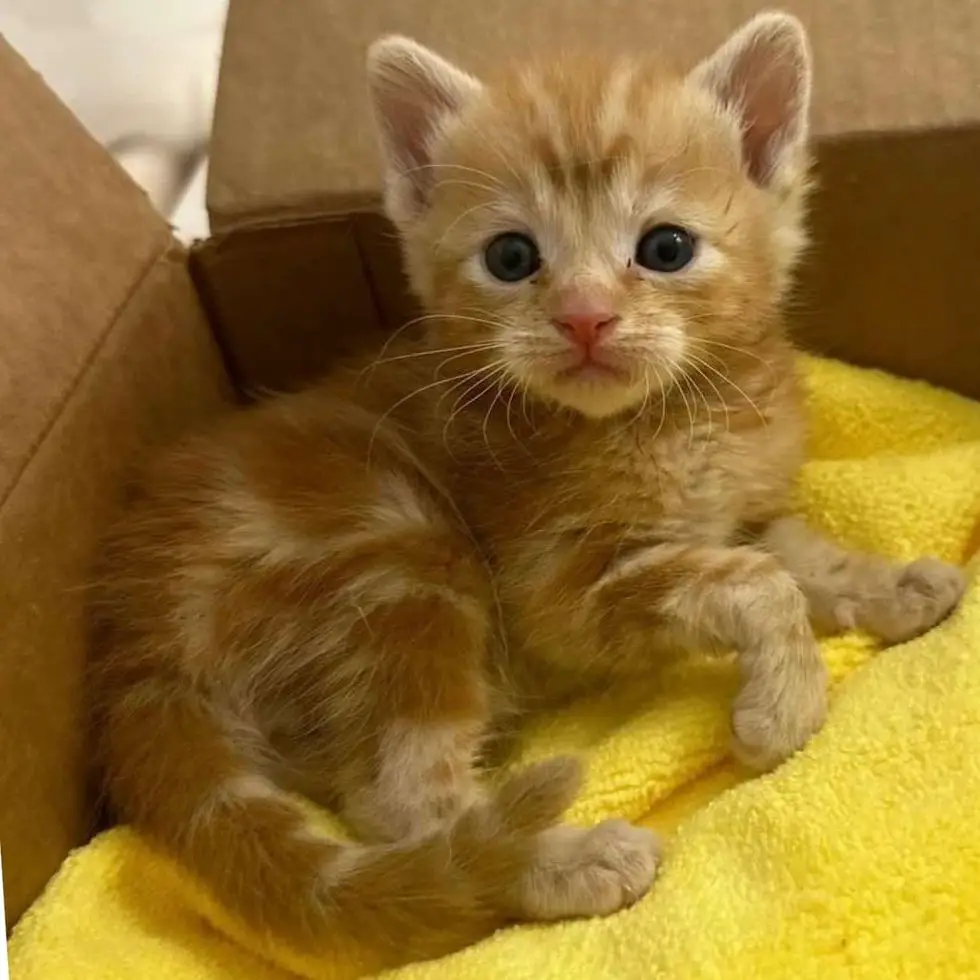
[[711, 32, 807, 186], [369, 42, 482, 219], [389, 80, 459, 175], [375, 72, 451, 204]]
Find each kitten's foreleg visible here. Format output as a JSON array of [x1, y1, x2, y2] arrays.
[[590, 543, 827, 769], [759, 516, 965, 643]]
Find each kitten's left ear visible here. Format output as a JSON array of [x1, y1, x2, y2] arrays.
[[690, 12, 811, 188], [367, 36, 483, 227]]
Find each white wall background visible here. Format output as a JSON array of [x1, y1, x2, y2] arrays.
[[0, 0, 228, 240]]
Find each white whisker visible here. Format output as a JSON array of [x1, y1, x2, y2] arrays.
[[683, 354, 731, 435], [684, 372, 712, 443], [503, 379, 531, 455], [366, 363, 499, 463], [674, 367, 697, 447], [690, 337, 776, 376], [435, 201, 499, 253], [441, 362, 511, 457], [398, 162, 505, 189], [363, 341, 502, 373], [688, 354, 769, 429]]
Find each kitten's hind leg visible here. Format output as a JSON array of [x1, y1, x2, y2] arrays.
[[338, 614, 661, 921], [331, 548, 498, 842], [320, 515, 661, 921], [243, 452, 662, 922], [341, 663, 661, 922], [760, 517, 965, 643]]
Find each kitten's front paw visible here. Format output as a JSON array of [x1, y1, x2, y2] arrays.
[[864, 558, 966, 644], [731, 653, 828, 771]]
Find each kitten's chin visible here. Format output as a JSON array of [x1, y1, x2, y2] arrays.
[[532, 372, 652, 419], [509, 349, 680, 419]]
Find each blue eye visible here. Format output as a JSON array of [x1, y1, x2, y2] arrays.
[[635, 225, 696, 273], [484, 233, 541, 282]]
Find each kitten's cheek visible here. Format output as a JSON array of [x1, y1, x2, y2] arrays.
[[638, 314, 687, 379], [661, 322, 688, 366]]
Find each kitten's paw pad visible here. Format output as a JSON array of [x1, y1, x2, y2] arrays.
[[731, 661, 828, 771], [576, 820, 662, 916], [870, 558, 966, 644], [521, 820, 661, 920]]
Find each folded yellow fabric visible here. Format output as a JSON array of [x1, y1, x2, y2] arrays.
[[12, 356, 980, 980]]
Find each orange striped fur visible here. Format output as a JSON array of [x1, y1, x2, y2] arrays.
[[90, 13, 964, 972]]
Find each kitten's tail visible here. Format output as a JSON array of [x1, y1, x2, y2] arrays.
[[100, 685, 579, 970]]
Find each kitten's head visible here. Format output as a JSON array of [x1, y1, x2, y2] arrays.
[[367, 13, 811, 418]]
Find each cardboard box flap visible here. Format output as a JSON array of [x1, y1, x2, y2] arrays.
[[0, 37, 234, 924], [0, 37, 174, 504], [209, 0, 980, 228]]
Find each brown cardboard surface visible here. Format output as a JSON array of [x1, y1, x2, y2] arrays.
[[191, 218, 390, 393], [0, 39, 172, 504], [204, 0, 980, 397], [210, 0, 980, 222], [0, 250, 232, 926], [798, 127, 980, 399], [0, 40, 234, 924]]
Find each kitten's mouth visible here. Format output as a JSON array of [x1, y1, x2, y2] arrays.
[[520, 347, 654, 417], [553, 351, 631, 384], [556, 361, 629, 383]]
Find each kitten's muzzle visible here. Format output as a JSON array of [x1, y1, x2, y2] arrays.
[[550, 310, 626, 380], [549, 286, 620, 353]]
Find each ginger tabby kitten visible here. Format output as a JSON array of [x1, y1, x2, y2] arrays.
[[90, 13, 964, 972]]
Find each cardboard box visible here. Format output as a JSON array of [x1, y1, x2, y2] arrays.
[[3, 0, 979, 928]]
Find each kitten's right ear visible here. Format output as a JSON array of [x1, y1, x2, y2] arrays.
[[367, 37, 483, 228]]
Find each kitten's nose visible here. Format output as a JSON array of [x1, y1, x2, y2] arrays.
[[551, 303, 620, 347]]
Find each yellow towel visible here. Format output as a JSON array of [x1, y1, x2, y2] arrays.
[[11, 356, 980, 980]]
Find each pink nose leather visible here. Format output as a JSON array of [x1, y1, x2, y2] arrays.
[[551, 292, 620, 346]]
